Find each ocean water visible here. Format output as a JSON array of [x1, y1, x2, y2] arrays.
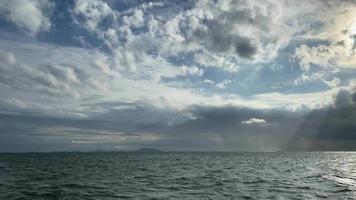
[[1, 152, 356, 200]]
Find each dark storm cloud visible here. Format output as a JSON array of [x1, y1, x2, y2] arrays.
[[1, 89, 356, 152], [334, 89, 355, 107], [289, 89, 356, 151], [158, 105, 303, 151], [157, 89, 356, 151], [0, 101, 303, 152], [352, 34, 356, 50], [234, 37, 256, 59]]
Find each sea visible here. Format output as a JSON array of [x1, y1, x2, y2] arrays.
[[1, 152, 356, 200]]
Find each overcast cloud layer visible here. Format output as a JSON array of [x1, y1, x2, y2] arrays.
[[0, 0, 355, 152]]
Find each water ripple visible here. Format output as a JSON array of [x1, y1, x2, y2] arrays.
[[1, 152, 356, 199]]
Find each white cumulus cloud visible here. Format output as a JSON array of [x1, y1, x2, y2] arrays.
[[241, 118, 267, 125], [0, 0, 53, 36]]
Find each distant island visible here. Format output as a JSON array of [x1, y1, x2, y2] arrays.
[[134, 148, 162, 152]]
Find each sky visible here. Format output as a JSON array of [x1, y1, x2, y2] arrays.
[[0, 0, 355, 152]]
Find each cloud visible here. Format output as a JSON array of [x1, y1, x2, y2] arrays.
[[68, 0, 295, 73], [158, 105, 302, 151], [44, 64, 79, 84], [1, 0, 356, 152], [252, 90, 338, 111], [180, 65, 204, 77], [241, 118, 267, 125], [0, 98, 28, 111], [0, 0, 53, 36], [183, 0, 290, 62], [203, 79, 214, 84], [0, 103, 296, 151], [0, 111, 161, 152], [194, 53, 239, 72], [72, 0, 114, 32], [323, 78, 341, 89], [288, 87, 356, 151], [123, 8, 145, 28], [292, 2, 356, 72], [292, 73, 324, 86], [0, 48, 15, 64], [1, 37, 342, 118], [216, 80, 232, 89], [333, 88, 355, 108], [192, 22, 257, 59], [294, 43, 356, 72], [0, 55, 80, 98]]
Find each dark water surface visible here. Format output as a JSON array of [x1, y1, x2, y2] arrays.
[[1, 152, 356, 199]]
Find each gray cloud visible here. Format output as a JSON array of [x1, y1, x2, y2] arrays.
[[186, 0, 281, 59], [0, 101, 301, 152], [0, 60, 78, 97], [192, 22, 257, 59], [334, 89, 354, 108], [1, 88, 356, 152], [43, 64, 79, 84], [0, 48, 15, 64], [234, 37, 257, 59], [158, 105, 303, 151], [288, 89, 356, 150]]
